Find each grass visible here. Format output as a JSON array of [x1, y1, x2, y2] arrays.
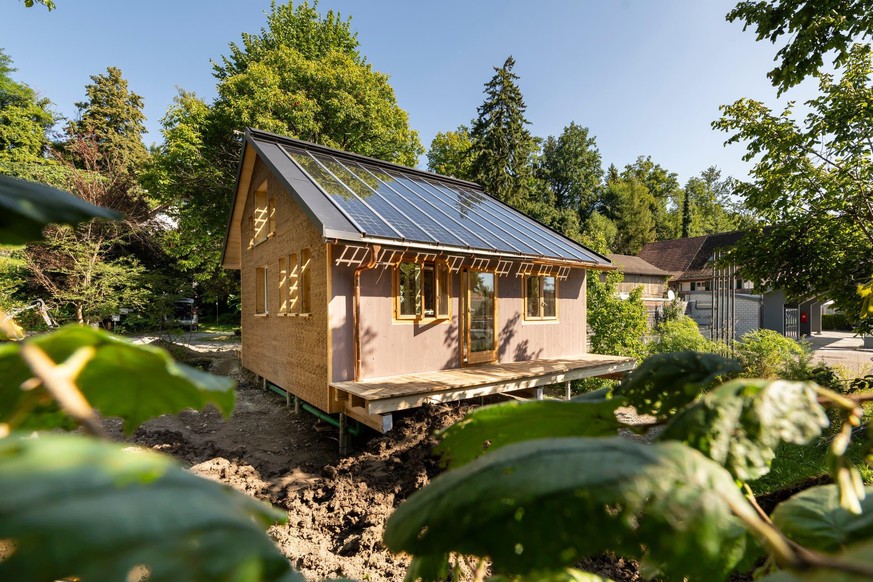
[[199, 322, 240, 334]]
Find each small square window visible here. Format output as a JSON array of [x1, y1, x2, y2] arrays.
[[524, 275, 557, 320]]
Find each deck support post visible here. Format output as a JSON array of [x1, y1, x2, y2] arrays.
[[285, 389, 290, 407], [565, 381, 571, 400], [294, 396, 301, 414], [534, 387, 544, 400], [261, 376, 266, 391], [338, 413, 348, 456]]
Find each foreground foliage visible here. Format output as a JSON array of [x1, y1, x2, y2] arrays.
[[0, 178, 299, 581], [385, 350, 873, 581]]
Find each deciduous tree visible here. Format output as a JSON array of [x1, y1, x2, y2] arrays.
[[0, 49, 54, 163], [537, 122, 603, 220], [427, 125, 474, 179]]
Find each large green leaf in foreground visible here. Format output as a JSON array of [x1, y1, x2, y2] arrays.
[[0, 433, 300, 581], [758, 538, 873, 582], [0, 175, 121, 244], [385, 437, 759, 581], [657, 379, 829, 481], [771, 484, 873, 553], [0, 326, 235, 433], [436, 398, 624, 469], [613, 351, 741, 419]]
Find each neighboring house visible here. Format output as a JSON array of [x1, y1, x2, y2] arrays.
[[639, 233, 824, 340], [606, 254, 672, 326], [221, 129, 634, 443]]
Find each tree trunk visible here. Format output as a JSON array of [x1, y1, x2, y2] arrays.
[[75, 304, 84, 325]]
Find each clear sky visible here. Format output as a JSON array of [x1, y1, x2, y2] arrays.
[[0, 0, 819, 185]]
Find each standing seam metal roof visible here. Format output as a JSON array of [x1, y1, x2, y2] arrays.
[[245, 128, 609, 266]]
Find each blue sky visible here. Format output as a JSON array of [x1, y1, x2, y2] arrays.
[[1, 0, 819, 185]]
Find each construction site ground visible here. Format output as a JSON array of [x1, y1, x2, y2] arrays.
[[119, 328, 873, 580]]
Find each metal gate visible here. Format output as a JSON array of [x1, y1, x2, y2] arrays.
[[784, 307, 799, 340]]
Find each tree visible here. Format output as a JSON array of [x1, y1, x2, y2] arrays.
[[622, 156, 682, 240], [681, 167, 750, 237], [148, 1, 423, 303], [715, 43, 873, 318], [65, 67, 148, 182], [0, 49, 54, 163], [727, 0, 873, 94], [469, 56, 538, 208], [610, 176, 656, 254], [579, 210, 618, 255], [586, 270, 649, 360], [537, 122, 603, 219], [427, 125, 474, 179]]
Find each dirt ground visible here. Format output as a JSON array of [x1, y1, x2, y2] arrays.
[[111, 338, 644, 581]]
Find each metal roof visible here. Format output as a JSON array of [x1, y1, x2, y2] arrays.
[[245, 128, 609, 266]]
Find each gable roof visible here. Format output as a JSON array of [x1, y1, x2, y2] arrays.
[[639, 231, 746, 281], [222, 128, 610, 269], [607, 254, 671, 277]]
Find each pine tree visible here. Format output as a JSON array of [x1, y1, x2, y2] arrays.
[[681, 189, 692, 238], [469, 56, 537, 207], [612, 176, 656, 254], [66, 67, 148, 180]]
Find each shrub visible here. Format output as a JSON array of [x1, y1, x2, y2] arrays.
[[822, 313, 851, 330], [587, 271, 648, 361], [648, 315, 713, 355], [736, 329, 808, 378]]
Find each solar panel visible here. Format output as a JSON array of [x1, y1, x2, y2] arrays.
[[278, 139, 604, 263]]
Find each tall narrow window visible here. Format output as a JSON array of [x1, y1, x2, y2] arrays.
[[288, 253, 299, 314], [255, 266, 268, 314], [278, 257, 287, 313], [301, 248, 311, 314], [247, 216, 254, 249], [436, 262, 450, 318], [525, 275, 557, 320], [267, 197, 276, 236], [396, 262, 421, 319], [253, 185, 268, 244]]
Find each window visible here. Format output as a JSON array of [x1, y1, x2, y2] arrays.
[[524, 275, 557, 320], [247, 216, 254, 249], [255, 266, 268, 314], [395, 260, 450, 320], [278, 257, 287, 313], [267, 197, 276, 236], [300, 248, 311, 314], [288, 253, 299, 314], [253, 187, 268, 245]]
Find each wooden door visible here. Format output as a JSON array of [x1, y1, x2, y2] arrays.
[[464, 269, 497, 364]]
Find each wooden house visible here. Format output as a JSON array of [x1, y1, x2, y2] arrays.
[[221, 129, 634, 438]]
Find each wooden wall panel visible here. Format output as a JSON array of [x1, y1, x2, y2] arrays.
[[240, 158, 330, 411]]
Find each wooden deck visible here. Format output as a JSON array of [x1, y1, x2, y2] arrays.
[[330, 354, 635, 432]]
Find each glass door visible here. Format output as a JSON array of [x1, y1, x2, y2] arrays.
[[465, 270, 496, 364]]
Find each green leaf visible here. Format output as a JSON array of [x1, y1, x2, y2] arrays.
[[613, 351, 741, 419], [758, 539, 873, 581], [657, 379, 829, 481], [0, 433, 301, 581], [0, 326, 235, 433], [384, 437, 759, 581], [0, 175, 121, 244], [404, 553, 450, 582], [436, 399, 624, 469], [771, 484, 873, 553]]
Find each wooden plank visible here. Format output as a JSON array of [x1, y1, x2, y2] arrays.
[[343, 404, 393, 433], [331, 355, 634, 402], [362, 359, 635, 414]]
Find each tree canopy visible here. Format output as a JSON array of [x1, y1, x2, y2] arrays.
[[0, 49, 54, 163]]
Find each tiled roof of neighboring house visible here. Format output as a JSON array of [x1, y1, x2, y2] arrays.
[[639, 231, 746, 282], [222, 128, 610, 268], [607, 254, 671, 277]]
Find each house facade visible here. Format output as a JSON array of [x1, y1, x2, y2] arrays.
[[222, 129, 634, 436], [639, 233, 824, 340], [605, 254, 672, 327]]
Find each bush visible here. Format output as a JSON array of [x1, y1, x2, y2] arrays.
[[648, 315, 713, 355], [587, 271, 648, 361], [736, 329, 808, 378], [822, 313, 851, 330], [216, 311, 241, 326]]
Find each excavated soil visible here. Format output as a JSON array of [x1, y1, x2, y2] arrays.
[[113, 339, 646, 581]]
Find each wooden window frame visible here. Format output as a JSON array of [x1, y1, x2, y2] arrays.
[[253, 187, 268, 245], [300, 248, 311, 315], [393, 259, 451, 322], [267, 197, 276, 238], [288, 252, 299, 315], [278, 256, 287, 314], [255, 266, 268, 315], [523, 274, 558, 321]]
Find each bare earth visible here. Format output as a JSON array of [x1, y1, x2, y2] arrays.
[[110, 335, 644, 581]]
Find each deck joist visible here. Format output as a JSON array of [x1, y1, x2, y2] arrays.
[[331, 354, 635, 431]]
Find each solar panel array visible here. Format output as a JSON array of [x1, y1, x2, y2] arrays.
[[281, 144, 604, 264]]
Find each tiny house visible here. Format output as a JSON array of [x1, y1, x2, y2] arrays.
[[222, 129, 634, 436]]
